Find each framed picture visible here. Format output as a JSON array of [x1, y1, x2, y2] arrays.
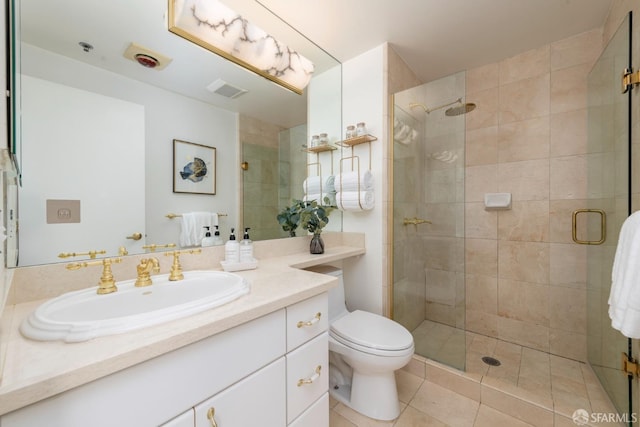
[[173, 139, 216, 195]]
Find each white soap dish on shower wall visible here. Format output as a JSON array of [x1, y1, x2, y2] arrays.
[[484, 193, 512, 210]]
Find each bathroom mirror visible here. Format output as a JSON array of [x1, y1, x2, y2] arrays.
[[10, 0, 342, 267]]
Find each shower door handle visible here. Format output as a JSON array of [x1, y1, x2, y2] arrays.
[[572, 209, 606, 245]]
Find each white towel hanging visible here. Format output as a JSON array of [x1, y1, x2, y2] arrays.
[[609, 210, 640, 338], [179, 212, 218, 247]]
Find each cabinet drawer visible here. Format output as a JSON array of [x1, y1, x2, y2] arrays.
[[288, 393, 329, 427], [194, 357, 286, 427], [286, 332, 328, 423], [286, 293, 328, 352]]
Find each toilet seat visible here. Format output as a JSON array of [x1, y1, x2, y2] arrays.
[[330, 310, 414, 356]]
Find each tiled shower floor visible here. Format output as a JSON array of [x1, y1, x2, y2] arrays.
[[329, 320, 623, 426]]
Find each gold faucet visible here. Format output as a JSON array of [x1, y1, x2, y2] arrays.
[[66, 257, 122, 294], [164, 249, 202, 281], [135, 258, 160, 287]]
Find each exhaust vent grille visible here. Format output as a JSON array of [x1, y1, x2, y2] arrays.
[[206, 79, 248, 99]]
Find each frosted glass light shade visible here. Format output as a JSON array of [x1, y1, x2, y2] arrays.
[[169, 0, 315, 94]]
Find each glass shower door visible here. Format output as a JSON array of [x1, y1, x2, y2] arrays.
[[391, 72, 467, 371], [586, 12, 634, 418]]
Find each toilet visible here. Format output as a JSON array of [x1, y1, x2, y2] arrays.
[[309, 265, 414, 421]]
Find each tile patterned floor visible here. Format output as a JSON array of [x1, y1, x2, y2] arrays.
[[329, 323, 624, 427]]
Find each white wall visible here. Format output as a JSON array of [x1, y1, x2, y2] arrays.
[[19, 76, 145, 265], [20, 44, 238, 255], [308, 64, 342, 233], [340, 45, 387, 314]]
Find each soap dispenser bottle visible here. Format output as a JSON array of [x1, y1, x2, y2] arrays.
[[212, 225, 224, 246], [201, 226, 214, 247], [225, 228, 240, 263], [239, 227, 254, 262]]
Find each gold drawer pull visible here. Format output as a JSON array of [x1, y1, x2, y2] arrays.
[[207, 407, 218, 427], [297, 365, 322, 387], [297, 312, 321, 328]]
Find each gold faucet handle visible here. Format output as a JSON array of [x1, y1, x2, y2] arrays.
[[58, 249, 107, 259], [135, 257, 161, 287], [142, 243, 177, 252], [66, 257, 122, 294], [164, 249, 202, 281]]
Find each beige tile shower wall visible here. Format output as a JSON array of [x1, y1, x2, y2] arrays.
[[239, 115, 285, 240], [464, 29, 603, 362]]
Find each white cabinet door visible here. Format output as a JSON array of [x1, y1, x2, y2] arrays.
[[194, 357, 286, 427], [160, 408, 194, 427]]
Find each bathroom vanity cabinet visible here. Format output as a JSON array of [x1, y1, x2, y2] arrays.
[[1, 293, 329, 427]]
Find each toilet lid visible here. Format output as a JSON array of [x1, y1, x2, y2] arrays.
[[330, 310, 414, 351]]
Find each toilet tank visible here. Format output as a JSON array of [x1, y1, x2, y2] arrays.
[[305, 265, 348, 322]]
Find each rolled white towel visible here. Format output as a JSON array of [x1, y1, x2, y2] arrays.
[[335, 170, 374, 192], [336, 191, 374, 211], [303, 192, 336, 206], [302, 175, 335, 194]]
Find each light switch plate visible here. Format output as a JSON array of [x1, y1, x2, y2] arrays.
[[46, 199, 81, 224]]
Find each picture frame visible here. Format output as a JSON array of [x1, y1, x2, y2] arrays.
[[173, 139, 216, 195]]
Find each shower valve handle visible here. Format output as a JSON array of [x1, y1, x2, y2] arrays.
[[403, 217, 432, 226]]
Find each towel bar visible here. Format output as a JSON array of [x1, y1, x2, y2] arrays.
[[166, 212, 227, 219]]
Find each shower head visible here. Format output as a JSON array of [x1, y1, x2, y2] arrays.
[[445, 102, 476, 116]]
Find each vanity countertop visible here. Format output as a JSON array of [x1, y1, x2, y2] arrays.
[[0, 236, 365, 416]]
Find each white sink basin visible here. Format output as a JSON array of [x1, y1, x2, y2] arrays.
[[20, 270, 250, 342]]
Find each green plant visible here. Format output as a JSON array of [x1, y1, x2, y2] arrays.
[[299, 198, 335, 235], [277, 199, 306, 237], [277, 198, 336, 237]]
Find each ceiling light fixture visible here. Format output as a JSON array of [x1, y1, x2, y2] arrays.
[[168, 0, 314, 95]]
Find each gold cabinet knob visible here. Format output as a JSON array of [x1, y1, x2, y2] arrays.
[[126, 232, 143, 241]]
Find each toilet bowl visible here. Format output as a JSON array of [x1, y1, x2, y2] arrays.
[[307, 266, 414, 421]]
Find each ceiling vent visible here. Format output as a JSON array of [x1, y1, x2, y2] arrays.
[[206, 79, 248, 99]]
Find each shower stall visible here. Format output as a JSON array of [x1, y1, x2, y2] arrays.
[[391, 71, 468, 371], [390, 11, 636, 420]]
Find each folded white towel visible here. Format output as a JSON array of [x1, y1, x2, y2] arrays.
[[335, 170, 374, 192], [336, 191, 374, 211], [609, 211, 640, 338], [179, 212, 218, 247], [304, 192, 336, 206], [303, 175, 335, 194]]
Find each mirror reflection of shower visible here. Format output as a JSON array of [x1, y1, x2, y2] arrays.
[[409, 97, 476, 116]]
